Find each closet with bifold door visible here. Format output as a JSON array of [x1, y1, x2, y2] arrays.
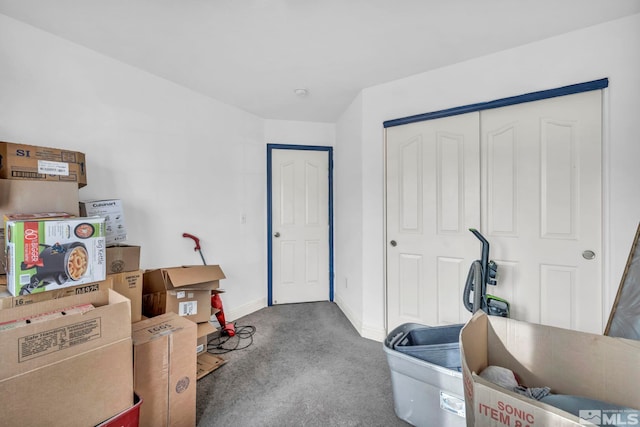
[[385, 81, 606, 334]]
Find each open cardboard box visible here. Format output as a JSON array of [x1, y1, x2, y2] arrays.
[[460, 311, 640, 427], [142, 265, 225, 323], [196, 321, 226, 380], [0, 288, 133, 426]]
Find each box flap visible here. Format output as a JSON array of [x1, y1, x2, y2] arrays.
[[197, 321, 217, 339], [196, 352, 226, 380], [162, 265, 225, 290]]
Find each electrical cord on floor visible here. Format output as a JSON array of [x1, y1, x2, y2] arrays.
[[207, 324, 256, 354]]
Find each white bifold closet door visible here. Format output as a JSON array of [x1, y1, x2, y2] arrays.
[[386, 90, 602, 334]]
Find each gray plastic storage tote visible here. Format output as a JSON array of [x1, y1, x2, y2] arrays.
[[383, 323, 465, 427]]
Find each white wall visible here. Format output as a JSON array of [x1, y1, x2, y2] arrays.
[[0, 14, 268, 319], [334, 93, 364, 331], [264, 120, 335, 147], [337, 13, 640, 340]]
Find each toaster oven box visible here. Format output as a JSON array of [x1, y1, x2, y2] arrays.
[[0, 141, 87, 187], [0, 289, 133, 426], [79, 199, 127, 245], [4, 216, 106, 296]]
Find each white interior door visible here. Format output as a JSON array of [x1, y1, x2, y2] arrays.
[[386, 90, 603, 334], [386, 113, 480, 330], [271, 148, 330, 304], [481, 90, 602, 333]]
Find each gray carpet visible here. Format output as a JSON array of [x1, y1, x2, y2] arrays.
[[196, 301, 410, 427]]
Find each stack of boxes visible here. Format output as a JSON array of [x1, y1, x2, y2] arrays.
[[141, 264, 226, 379], [1, 140, 227, 426], [0, 141, 137, 426]]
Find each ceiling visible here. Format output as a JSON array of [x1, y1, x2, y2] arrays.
[[1, 1, 639, 123]]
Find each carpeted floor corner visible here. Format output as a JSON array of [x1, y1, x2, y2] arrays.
[[196, 301, 410, 427]]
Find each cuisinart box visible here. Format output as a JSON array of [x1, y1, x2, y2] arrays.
[[5, 216, 106, 296], [80, 199, 127, 245]]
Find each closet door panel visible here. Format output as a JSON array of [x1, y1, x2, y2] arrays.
[[481, 90, 602, 333], [386, 112, 480, 330]]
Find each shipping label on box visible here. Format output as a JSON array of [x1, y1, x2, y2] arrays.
[[5, 217, 106, 296], [80, 199, 127, 245]]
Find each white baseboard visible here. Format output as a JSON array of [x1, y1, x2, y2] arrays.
[[335, 294, 362, 333], [226, 297, 267, 323], [360, 323, 386, 342], [335, 294, 386, 342]]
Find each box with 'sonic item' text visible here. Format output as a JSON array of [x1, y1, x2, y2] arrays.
[[460, 311, 640, 427], [4, 216, 106, 296]]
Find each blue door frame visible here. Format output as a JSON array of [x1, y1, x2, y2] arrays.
[[267, 144, 334, 306]]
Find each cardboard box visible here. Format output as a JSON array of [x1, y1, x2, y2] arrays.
[[0, 141, 87, 187], [197, 321, 216, 354], [142, 265, 225, 323], [5, 216, 106, 296], [106, 244, 140, 273], [80, 199, 127, 245], [0, 180, 79, 218], [0, 289, 133, 426], [132, 312, 197, 427], [109, 270, 143, 323], [460, 311, 640, 427], [0, 277, 113, 309], [1, 180, 79, 272]]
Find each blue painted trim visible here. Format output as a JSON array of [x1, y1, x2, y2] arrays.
[[267, 146, 274, 306], [383, 78, 609, 128], [266, 144, 335, 305]]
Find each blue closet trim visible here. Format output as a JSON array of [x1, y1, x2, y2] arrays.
[[266, 144, 334, 305], [383, 78, 609, 128]]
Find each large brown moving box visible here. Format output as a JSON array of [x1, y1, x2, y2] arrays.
[[0, 289, 133, 427], [460, 311, 640, 427], [133, 312, 197, 427]]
